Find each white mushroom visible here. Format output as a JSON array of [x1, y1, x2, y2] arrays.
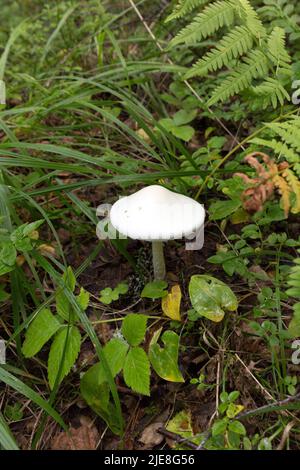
[[110, 185, 205, 280]]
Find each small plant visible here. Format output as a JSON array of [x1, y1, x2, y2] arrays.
[[190, 373, 213, 392], [99, 282, 129, 305], [81, 313, 183, 433], [0, 220, 44, 276], [22, 267, 89, 389], [207, 391, 246, 449]]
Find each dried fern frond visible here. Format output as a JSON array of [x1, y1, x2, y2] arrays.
[[234, 152, 300, 217]]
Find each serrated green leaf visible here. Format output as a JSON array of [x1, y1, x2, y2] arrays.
[[121, 314, 147, 346], [149, 330, 184, 383], [76, 287, 89, 311], [123, 347, 150, 395], [22, 308, 61, 358], [48, 325, 81, 389], [189, 275, 238, 322]]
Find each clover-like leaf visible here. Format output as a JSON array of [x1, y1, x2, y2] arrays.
[[189, 275, 238, 322]]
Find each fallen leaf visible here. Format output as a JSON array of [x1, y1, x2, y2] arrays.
[[161, 285, 181, 321], [51, 424, 99, 450], [139, 422, 164, 448]]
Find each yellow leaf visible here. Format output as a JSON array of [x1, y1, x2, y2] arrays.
[[283, 169, 300, 214], [161, 285, 182, 321], [230, 208, 249, 225], [274, 175, 291, 217]]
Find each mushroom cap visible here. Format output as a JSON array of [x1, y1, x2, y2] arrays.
[[110, 185, 205, 241]]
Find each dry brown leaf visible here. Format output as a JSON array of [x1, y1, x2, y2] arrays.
[[139, 422, 164, 448], [51, 424, 99, 450], [234, 151, 294, 216]]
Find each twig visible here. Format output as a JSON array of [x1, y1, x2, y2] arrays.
[[157, 427, 199, 450]]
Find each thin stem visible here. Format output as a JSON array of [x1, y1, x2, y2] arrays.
[[152, 241, 166, 280]]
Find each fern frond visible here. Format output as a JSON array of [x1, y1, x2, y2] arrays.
[[165, 0, 208, 22], [185, 25, 253, 78], [266, 122, 300, 153], [236, 0, 266, 39], [169, 0, 236, 46], [267, 27, 291, 74], [250, 138, 299, 165], [252, 77, 290, 109], [208, 50, 268, 106]]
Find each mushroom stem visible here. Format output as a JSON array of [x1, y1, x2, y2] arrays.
[[152, 241, 166, 280]]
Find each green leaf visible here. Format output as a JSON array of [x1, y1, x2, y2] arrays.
[[212, 419, 228, 436], [171, 125, 195, 142], [228, 420, 246, 435], [80, 337, 129, 423], [55, 267, 76, 322], [80, 339, 128, 436], [166, 410, 194, 439], [141, 280, 168, 299], [0, 241, 16, 266], [48, 325, 81, 389], [99, 283, 129, 304], [189, 275, 238, 322], [22, 308, 61, 358], [123, 347, 150, 395], [76, 287, 90, 311], [209, 199, 241, 220], [149, 330, 184, 383], [173, 109, 197, 126], [114, 283, 129, 295], [121, 314, 147, 347], [0, 412, 19, 450]]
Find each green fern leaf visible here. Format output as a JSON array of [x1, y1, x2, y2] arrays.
[[266, 122, 300, 152], [169, 0, 236, 46], [208, 50, 268, 106], [252, 77, 290, 109], [165, 0, 208, 22], [267, 27, 291, 74], [249, 137, 299, 165], [185, 25, 253, 78], [236, 0, 266, 39]]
